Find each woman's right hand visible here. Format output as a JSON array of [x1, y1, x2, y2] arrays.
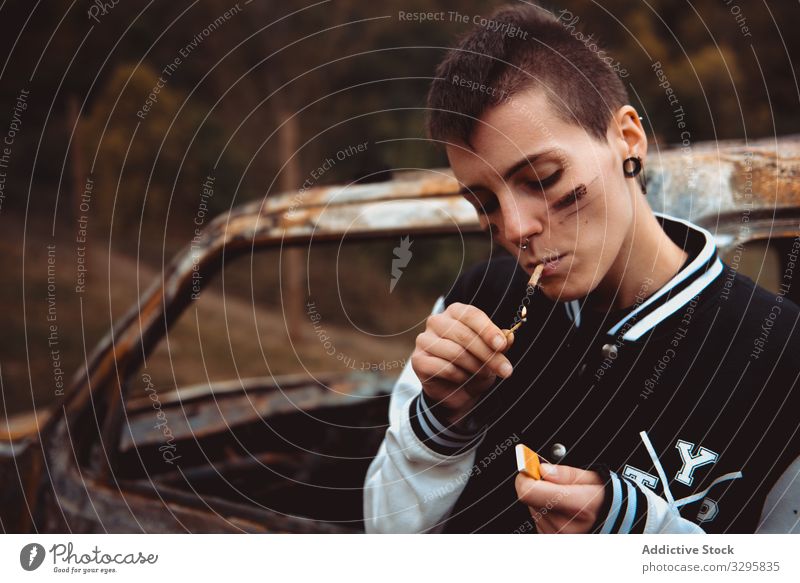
[[411, 302, 515, 429]]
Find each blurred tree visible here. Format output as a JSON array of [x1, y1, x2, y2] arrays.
[[78, 62, 237, 246]]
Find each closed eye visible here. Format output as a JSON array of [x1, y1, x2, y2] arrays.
[[524, 168, 562, 191], [466, 168, 566, 215]]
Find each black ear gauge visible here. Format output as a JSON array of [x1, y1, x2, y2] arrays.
[[622, 156, 642, 177], [622, 155, 647, 194]]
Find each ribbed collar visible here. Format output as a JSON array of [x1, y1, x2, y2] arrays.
[[563, 212, 724, 342]]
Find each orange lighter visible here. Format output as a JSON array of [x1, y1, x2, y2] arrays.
[[515, 443, 542, 480]]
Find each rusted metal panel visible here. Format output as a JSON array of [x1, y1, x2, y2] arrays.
[[126, 371, 392, 410], [121, 371, 394, 450], [0, 410, 51, 442], [646, 138, 800, 252], [42, 418, 356, 533], [0, 439, 39, 532]]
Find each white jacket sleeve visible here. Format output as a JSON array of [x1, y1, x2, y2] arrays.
[[636, 481, 705, 534], [599, 455, 800, 534], [756, 454, 800, 533], [591, 471, 705, 534], [363, 295, 487, 534]]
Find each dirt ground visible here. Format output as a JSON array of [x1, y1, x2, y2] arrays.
[[0, 215, 418, 416]]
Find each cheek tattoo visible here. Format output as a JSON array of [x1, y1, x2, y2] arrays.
[[554, 175, 600, 211], [553, 182, 588, 210], [555, 175, 601, 217]]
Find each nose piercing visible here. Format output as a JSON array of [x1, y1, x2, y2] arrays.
[[520, 238, 529, 250]]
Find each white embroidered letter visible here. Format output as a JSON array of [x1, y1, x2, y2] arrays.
[[675, 439, 718, 486], [623, 464, 659, 490], [697, 497, 719, 523]]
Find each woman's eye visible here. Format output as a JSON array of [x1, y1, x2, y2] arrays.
[[525, 169, 562, 191]]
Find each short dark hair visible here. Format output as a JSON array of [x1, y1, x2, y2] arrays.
[[426, 3, 630, 148]]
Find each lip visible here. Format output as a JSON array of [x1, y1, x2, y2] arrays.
[[527, 254, 566, 277]]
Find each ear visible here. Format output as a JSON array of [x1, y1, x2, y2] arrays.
[[607, 105, 648, 165]]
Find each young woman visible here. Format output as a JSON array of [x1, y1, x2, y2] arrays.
[[364, 3, 800, 534]]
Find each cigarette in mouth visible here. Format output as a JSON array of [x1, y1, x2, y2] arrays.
[[529, 262, 545, 287]]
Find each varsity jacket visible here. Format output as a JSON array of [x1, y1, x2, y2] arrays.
[[364, 213, 800, 534]]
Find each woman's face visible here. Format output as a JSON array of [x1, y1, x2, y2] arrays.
[[446, 88, 640, 303]]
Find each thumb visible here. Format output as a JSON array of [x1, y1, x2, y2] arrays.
[[501, 329, 515, 349], [540, 463, 603, 486]]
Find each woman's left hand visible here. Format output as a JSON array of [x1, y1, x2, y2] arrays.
[[514, 463, 606, 533]]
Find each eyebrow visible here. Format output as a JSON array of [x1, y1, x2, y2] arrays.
[[457, 148, 563, 195]]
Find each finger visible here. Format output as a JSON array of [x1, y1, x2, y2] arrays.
[[515, 472, 569, 509], [428, 314, 513, 378], [532, 513, 573, 535], [447, 302, 509, 352], [501, 329, 515, 349], [535, 510, 593, 535], [411, 352, 493, 401], [411, 352, 472, 385], [516, 473, 604, 517], [537, 514, 570, 534], [540, 464, 604, 486], [416, 332, 496, 379]]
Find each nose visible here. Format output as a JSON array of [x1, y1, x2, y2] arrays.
[[499, 197, 544, 249]]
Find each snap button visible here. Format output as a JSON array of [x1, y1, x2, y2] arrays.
[[601, 343, 618, 359], [550, 443, 567, 462]]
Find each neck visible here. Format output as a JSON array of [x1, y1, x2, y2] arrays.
[[587, 200, 688, 313]]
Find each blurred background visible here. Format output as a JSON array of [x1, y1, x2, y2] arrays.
[[1, 0, 799, 416]]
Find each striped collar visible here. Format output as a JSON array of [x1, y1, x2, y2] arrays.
[[564, 212, 724, 342]]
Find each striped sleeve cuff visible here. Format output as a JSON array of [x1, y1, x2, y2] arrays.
[[591, 470, 648, 534], [407, 390, 486, 456]]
